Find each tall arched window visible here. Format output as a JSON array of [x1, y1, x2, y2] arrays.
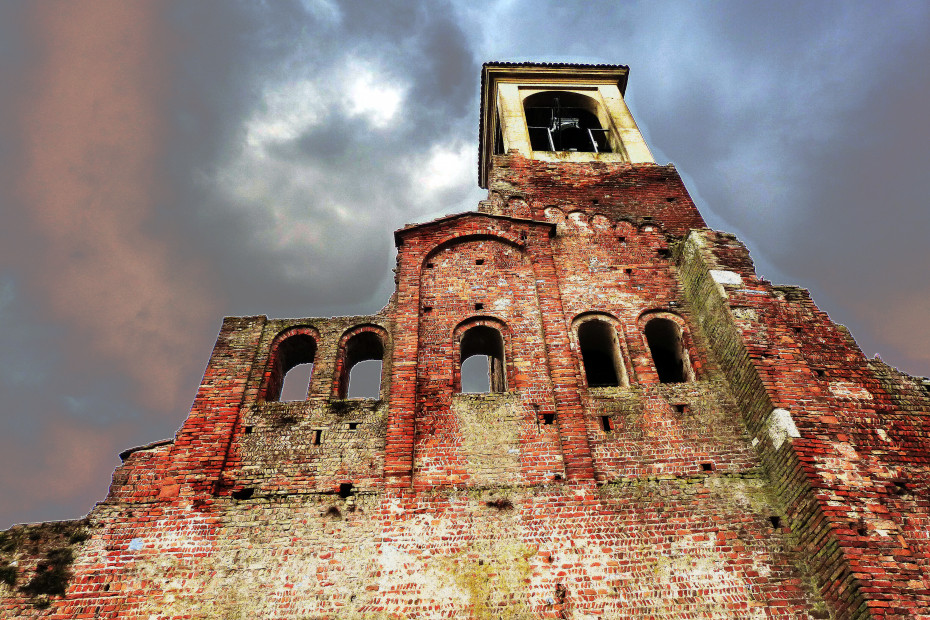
[[523, 91, 611, 153], [578, 319, 625, 387], [337, 330, 385, 399], [263, 330, 318, 402], [644, 317, 690, 383], [459, 325, 506, 393]]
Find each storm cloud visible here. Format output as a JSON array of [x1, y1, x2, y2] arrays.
[[1, 0, 927, 527]]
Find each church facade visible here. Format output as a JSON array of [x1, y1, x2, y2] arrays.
[[2, 62, 930, 619]]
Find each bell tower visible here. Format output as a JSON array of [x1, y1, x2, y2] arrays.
[[479, 62, 654, 188]]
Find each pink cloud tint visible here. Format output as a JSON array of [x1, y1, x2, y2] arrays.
[[15, 0, 217, 410]]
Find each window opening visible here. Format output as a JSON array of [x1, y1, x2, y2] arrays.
[[280, 362, 314, 402], [459, 325, 506, 393], [525, 93, 611, 153], [701, 462, 713, 472], [339, 331, 385, 399], [644, 318, 689, 383], [312, 430, 322, 445], [348, 422, 359, 430], [543, 413, 555, 425], [338, 483, 354, 498], [578, 320, 622, 387], [600, 416, 612, 432], [265, 333, 317, 402], [474, 303, 484, 311], [493, 111, 505, 155], [476, 258, 485, 265], [244, 426, 253, 435]]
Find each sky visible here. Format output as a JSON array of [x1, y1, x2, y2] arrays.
[[1, 0, 928, 528]]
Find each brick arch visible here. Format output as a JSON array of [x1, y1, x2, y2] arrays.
[[636, 310, 698, 383], [260, 325, 321, 401], [571, 312, 632, 387], [421, 231, 526, 272], [452, 316, 514, 393], [332, 323, 390, 399]]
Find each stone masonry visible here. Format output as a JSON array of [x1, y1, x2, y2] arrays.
[[2, 62, 930, 619]]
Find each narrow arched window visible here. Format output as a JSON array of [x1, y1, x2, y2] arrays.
[[524, 91, 611, 153], [644, 318, 688, 383], [578, 320, 622, 387], [338, 331, 384, 399], [459, 325, 506, 393], [265, 333, 317, 402]]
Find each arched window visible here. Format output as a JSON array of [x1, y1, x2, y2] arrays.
[[523, 91, 611, 153], [578, 319, 625, 387], [263, 331, 317, 402], [644, 318, 690, 383], [459, 325, 506, 393], [337, 330, 385, 399]]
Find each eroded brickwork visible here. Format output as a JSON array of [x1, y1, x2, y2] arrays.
[[3, 65, 929, 618]]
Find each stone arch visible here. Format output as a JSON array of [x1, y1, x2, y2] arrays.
[[333, 324, 389, 399], [523, 90, 612, 153], [261, 326, 320, 401], [638, 311, 696, 383]]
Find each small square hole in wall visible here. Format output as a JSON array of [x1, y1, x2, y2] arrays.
[[625, 268, 632, 275], [617, 236, 626, 243], [338, 483, 354, 498], [666, 196, 676, 202], [312, 429, 322, 445], [423, 306, 432, 313], [543, 413, 555, 425], [814, 368, 825, 378], [600, 416, 612, 432], [244, 425, 253, 434], [657, 248, 670, 258], [475, 259, 484, 265], [674, 404, 688, 414], [592, 199, 599, 205], [426, 262, 434, 269], [769, 516, 781, 529], [700, 462, 714, 472], [348, 422, 359, 430], [474, 303, 484, 311]]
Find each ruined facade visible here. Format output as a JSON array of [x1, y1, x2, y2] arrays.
[[3, 62, 930, 619]]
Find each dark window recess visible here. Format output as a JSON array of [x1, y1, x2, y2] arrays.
[[657, 248, 670, 258], [592, 199, 599, 205], [339, 331, 384, 399], [348, 422, 359, 430], [600, 416, 612, 432], [644, 318, 689, 383], [493, 112, 505, 155], [666, 196, 676, 202], [769, 516, 782, 529], [674, 404, 688, 414], [701, 462, 713, 472], [266, 334, 317, 402], [460, 325, 506, 393], [232, 488, 254, 500], [312, 430, 322, 445], [618, 236, 626, 243], [244, 425, 253, 435], [525, 94, 611, 153], [543, 413, 556, 425], [814, 368, 825, 377], [475, 258, 485, 265], [579, 320, 621, 387], [625, 268, 633, 275], [426, 262, 434, 268], [423, 306, 432, 313], [474, 303, 484, 311], [338, 483, 354, 498]]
